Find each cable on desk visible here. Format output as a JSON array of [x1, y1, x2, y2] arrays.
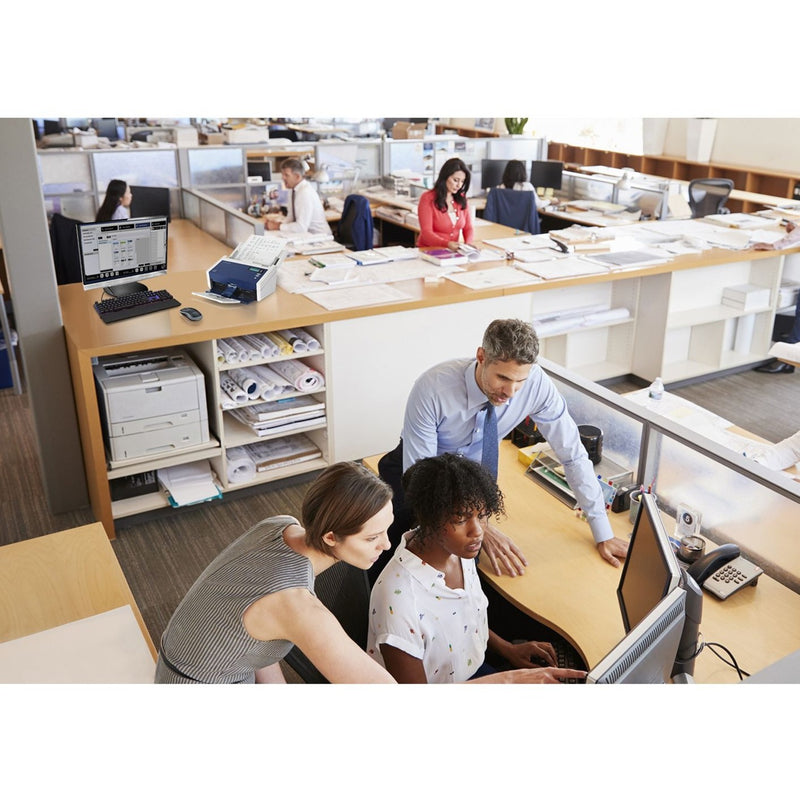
[[695, 635, 750, 681]]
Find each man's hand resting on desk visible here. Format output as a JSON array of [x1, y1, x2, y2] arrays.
[[597, 536, 629, 568], [480, 523, 527, 577], [265, 218, 284, 231]]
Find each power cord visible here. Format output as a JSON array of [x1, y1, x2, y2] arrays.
[[674, 634, 750, 681]]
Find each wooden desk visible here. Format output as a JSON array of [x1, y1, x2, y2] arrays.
[[0, 523, 156, 666], [426, 444, 800, 683]]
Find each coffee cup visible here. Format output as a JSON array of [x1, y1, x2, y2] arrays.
[[578, 424, 603, 465]]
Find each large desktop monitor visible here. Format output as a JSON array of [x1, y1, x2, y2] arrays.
[[77, 216, 168, 297], [530, 160, 564, 191], [586, 493, 702, 683], [481, 159, 509, 190]]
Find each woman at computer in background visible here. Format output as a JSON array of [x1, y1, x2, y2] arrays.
[[367, 453, 585, 684], [155, 460, 563, 684], [95, 179, 132, 222], [498, 159, 551, 211], [416, 157, 474, 250]]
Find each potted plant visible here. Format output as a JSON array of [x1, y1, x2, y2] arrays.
[[504, 117, 528, 136]]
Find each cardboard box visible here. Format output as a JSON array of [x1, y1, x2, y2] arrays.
[[199, 132, 224, 145], [391, 122, 426, 139]]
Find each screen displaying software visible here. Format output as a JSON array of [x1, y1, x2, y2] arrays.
[[79, 217, 167, 286]]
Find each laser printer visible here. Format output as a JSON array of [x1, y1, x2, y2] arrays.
[[206, 257, 280, 303], [93, 348, 209, 465]]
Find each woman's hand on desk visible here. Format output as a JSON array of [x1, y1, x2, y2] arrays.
[[481, 523, 528, 577], [597, 536, 629, 568], [496, 638, 558, 670], [265, 217, 284, 231]]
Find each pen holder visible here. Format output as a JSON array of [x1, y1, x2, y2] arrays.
[[578, 424, 603, 465], [629, 489, 657, 524]]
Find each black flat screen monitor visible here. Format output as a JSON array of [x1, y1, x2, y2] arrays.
[[78, 216, 168, 297], [481, 159, 509, 190], [586, 493, 688, 684], [247, 161, 272, 182], [93, 118, 119, 141], [530, 160, 563, 191], [129, 186, 171, 220]]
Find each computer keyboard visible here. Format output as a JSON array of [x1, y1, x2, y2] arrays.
[[554, 638, 587, 683], [94, 289, 180, 323]]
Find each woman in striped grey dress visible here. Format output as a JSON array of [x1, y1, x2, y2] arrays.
[[154, 461, 398, 684]]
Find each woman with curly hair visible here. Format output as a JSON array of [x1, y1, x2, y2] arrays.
[[367, 454, 583, 684]]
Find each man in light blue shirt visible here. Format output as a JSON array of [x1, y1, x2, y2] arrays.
[[375, 318, 629, 580]]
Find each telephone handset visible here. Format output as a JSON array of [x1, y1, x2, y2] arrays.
[[687, 543, 763, 600]]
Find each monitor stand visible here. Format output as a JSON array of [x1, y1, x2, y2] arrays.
[[106, 281, 147, 298]]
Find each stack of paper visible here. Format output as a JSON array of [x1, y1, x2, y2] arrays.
[[157, 461, 222, 507], [244, 434, 322, 472]]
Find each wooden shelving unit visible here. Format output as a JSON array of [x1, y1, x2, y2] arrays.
[[547, 142, 800, 213]]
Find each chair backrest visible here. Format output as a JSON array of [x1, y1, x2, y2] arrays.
[[49, 213, 83, 285], [282, 561, 372, 683], [336, 194, 374, 251], [129, 186, 171, 220], [483, 188, 540, 234], [688, 178, 734, 218]]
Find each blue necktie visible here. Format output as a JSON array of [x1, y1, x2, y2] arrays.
[[481, 402, 498, 480]]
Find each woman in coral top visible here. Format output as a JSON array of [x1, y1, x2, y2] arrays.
[[416, 157, 474, 249]]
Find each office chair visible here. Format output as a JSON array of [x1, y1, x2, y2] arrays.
[[336, 194, 373, 251], [687, 178, 734, 218], [483, 188, 541, 234], [282, 561, 372, 683], [129, 186, 171, 220], [49, 213, 83, 285]]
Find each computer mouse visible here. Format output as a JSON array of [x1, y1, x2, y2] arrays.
[[180, 307, 203, 322]]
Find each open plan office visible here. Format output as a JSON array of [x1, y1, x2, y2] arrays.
[[0, 117, 799, 687]]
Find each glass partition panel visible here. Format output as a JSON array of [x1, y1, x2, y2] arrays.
[[186, 147, 244, 186], [551, 376, 643, 478], [182, 190, 200, 226], [559, 172, 615, 203], [199, 199, 227, 242], [44, 194, 95, 222], [38, 152, 92, 192], [92, 149, 179, 190], [650, 431, 800, 590], [201, 185, 247, 212], [227, 214, 259, 248]]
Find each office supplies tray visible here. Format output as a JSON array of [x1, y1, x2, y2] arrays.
[[525, 450, 632, 508]]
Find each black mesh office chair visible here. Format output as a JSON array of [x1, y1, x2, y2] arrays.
[[688, 178, 734, 218], [49, 213, 83, 284], [282, 561, 372, 683]]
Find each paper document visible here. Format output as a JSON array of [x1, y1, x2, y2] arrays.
[[445, 266, 540, 290], [157, 461, 221, 507], [305, 283, 414, 311]]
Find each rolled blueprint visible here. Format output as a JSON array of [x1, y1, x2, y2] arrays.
[[265, 331, 294, 356], [283, 327, 320, 351], [216, 338, 239, 364], [250, 364, 293, 399], [242, 333, 279, 359], [225, 446, 257, 484], [268, 359, 325, 392], [228, 368, 261, 399], [220, 375, 247, 405], [224, 337, 255, 362]]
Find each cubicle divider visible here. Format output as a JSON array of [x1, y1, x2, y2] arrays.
[[557, 171, 671, 219], [540, 358, 800, 593], [181, 188, 263, 249]]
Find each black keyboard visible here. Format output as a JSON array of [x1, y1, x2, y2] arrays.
[[554, 638, 587, 683], [94, 289, 180, 323]]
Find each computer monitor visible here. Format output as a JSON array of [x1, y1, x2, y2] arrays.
[[129, 186, 171, 220], [77, 216, 168, 297], [247, 161, 272, 182], [92, 118, 119, 141], [586, 493, 701, 683], [481, 159, 509, 190], [530, 160, 563, 191]]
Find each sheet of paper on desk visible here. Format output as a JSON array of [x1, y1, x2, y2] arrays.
[[157, 461, 220, 506], [515, 255, 611, 280], [305, 283, 413, 311], [0, 606, 154, 683], [445, 266, 540, 290], [483, 234, 553, 252]]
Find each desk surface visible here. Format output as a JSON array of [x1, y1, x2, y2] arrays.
[[0, 523, 156, 660], [364, 444, 800, 683], [481, 442, 800, 684]]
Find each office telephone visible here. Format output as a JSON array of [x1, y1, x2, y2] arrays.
[[687, 543, 763, 600]]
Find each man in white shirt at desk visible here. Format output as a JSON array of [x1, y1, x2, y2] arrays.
[[265, 158, 331, 236]]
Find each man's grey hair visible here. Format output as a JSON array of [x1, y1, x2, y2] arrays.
[[481, 318, 539, 365]]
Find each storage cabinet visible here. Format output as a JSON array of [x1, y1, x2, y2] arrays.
[[547, 142, 800, 213], [105, 325, 330, 522]]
